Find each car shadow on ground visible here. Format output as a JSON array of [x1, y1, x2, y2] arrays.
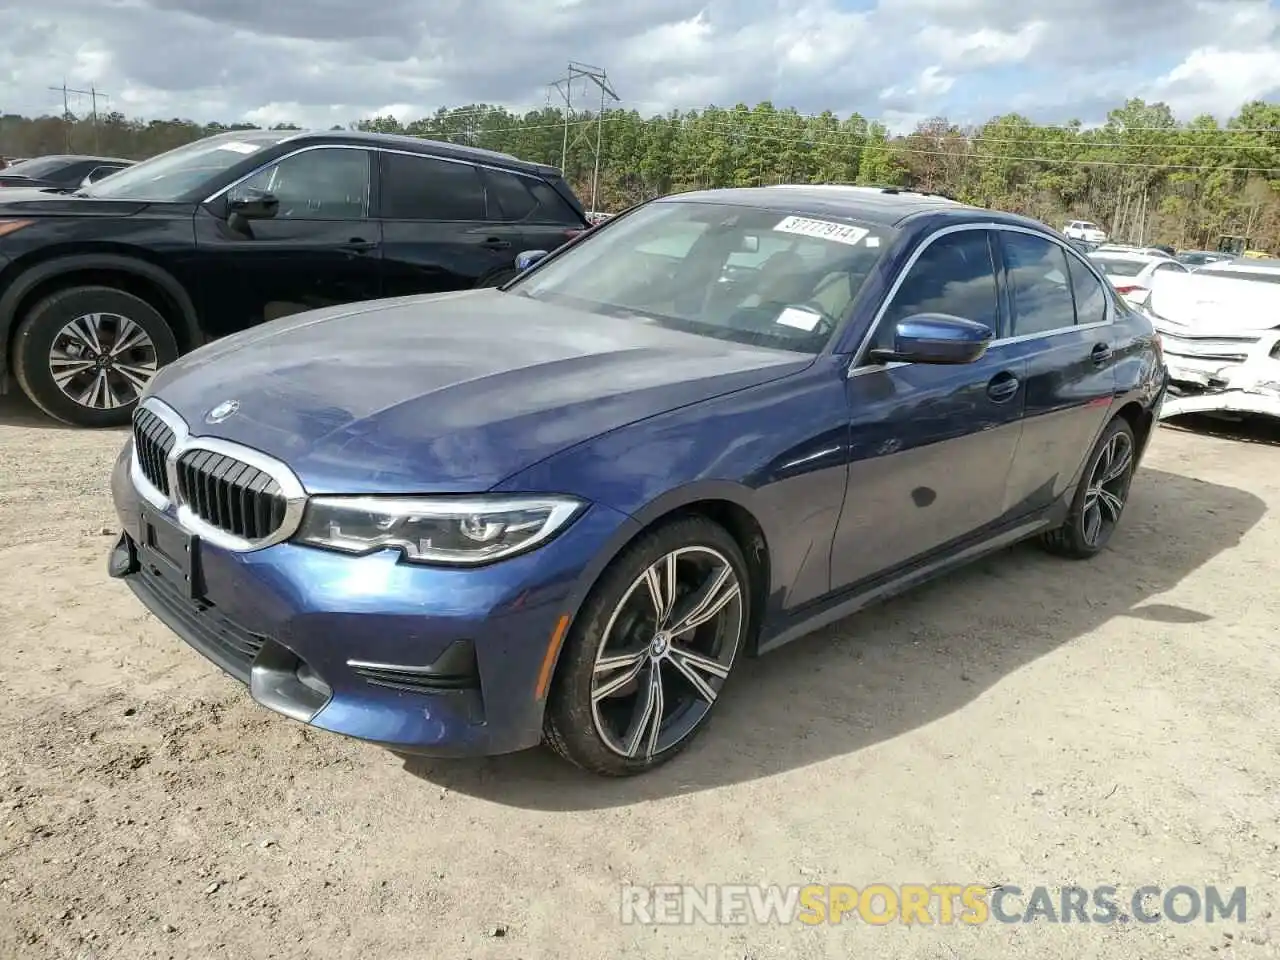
[[0, 392, 74, 430], [1163, 413, 1280, 447], [402, 466, 1265, 808]]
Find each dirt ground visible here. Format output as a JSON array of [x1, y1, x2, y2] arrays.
[[1, 391, 1278, 960]]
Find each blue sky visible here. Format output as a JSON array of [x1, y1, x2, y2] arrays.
[[0, 0, 1276, 130]]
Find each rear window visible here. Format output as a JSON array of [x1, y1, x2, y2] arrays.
[[483, 168, 582, 225], [2, 156, 76, 178], [1092, 258, 1146, 278]]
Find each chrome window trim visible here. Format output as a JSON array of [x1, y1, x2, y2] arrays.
[[202, 142, 551, 206], [130, 397, 309, 552], [847, 221, 1115, 378]]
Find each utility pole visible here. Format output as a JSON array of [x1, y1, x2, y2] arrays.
[[48, 83, 109, 153], [547, 61, 619, 213]]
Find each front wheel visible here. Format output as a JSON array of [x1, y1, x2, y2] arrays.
[[1040, 417, 1137, 559], [12, 285, 178, 428], [543, 517, 751, 776]]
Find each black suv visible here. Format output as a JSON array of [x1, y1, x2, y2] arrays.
[[0, 130, 589, 426]]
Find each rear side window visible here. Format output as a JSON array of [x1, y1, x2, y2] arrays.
[[380, 153, 486, 220], [483, 168, 582, 225], [1092, 258, 1146, 278], [1067, 254, 1108, 325], [1001, 233, 1076, 336]]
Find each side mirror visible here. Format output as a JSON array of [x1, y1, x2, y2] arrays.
[[515, 249, 549, 271], [867, 313, 993, 365], [228, 192, 279, 220]]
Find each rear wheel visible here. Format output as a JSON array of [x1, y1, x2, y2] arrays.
[[1040, 417, 1136, 559], [543, 517, 750, 776], [12, 285, 178, 428]]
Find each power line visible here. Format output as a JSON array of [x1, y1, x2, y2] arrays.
[[47, 82, 110, 152], [547, 60, 619, 211]]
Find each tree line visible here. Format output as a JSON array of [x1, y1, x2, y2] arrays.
[[1, 96, 1277, 252]]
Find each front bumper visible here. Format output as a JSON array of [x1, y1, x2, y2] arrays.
[[1157, 327, 1280, 421], [108, 442, 637, 757]]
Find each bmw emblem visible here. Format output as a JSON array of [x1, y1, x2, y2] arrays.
[[205, 400, 240, 424]]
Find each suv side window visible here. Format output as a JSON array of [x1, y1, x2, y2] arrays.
[[867, 229, 999, 356], [1001, 232, 1076, 336], [380, 153, 486, 220], [1066, 253, 1109, 325], [230, 148, 370, 219]]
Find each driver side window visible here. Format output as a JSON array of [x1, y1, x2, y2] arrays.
[[228, 148, 371, 220], [866, 229, 999, 357]]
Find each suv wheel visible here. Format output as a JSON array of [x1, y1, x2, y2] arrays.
[[12, 285, 178, 428]]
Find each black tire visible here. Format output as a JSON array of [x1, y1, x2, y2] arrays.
[[543, 516, 752, 776], [1040, 416, 1137, 559], [12, 285, 179, 428], [474, 267, 518, 289]]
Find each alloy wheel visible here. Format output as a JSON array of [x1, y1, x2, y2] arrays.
[[48, 312, 159, 410], [589, 546, 745, 760], [1082, 430, 1133, 546]]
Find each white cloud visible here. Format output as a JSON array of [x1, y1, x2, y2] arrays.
[[0, 0, 1274, 132], [1143, 46, 1280, 118]]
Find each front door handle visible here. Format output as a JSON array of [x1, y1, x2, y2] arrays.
[[987, 371, 1020, 402], [480, 237, 511, 250], [1091, 342, 1113, 365], [343, 238, 378, 253]]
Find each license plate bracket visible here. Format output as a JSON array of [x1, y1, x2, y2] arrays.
[[138, 505, 204, 600]]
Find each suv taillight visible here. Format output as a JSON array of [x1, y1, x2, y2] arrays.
[[1113, 284, 1146, 295]]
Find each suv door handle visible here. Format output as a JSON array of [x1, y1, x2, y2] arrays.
[[1091, 342, 1113, 365], [987, 371, 1020, 402], [343, 238, 378, 253], [480, 237, 511, 250]]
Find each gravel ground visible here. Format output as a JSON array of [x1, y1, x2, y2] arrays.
[[1, 392, 1278, 960]]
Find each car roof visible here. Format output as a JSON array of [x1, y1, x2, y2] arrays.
[[270, 129, 564, 178], [652, 184, 1043, 229], [1200, 258, 1280, 272]]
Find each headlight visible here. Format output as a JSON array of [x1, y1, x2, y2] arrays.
[[294, 495, 586, 565]]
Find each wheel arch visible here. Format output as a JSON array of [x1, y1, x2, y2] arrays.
[[1114, 398, 1154, 462], [536, 482, 774, 712], [0, 254, 202, 391]]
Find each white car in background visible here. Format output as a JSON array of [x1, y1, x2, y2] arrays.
[[1063, 220, 1108, 243], [1088, 249, 1190, 307], [1144, 258, 1280, 422]]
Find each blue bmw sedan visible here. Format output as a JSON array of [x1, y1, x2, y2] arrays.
[[108, 185, 1167, 776]]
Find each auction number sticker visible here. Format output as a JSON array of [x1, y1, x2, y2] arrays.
[[773, 215, 869, 246]]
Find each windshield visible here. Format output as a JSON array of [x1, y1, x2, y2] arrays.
[[2, 157, 75, 178], [509, 199, 894, 354], [80, 132, 293, 201], [1092, 258, 1146, 278]]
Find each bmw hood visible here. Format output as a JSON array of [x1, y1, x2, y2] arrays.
[[147, 289, 812, 494]]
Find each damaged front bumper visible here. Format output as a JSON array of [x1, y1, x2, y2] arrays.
[[1156, 327, 1280, 420]]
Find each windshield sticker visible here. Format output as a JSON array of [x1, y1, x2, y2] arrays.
[[774, 215, 869, 247], [216, 142, 260, 154], [864, 236, 880, 247], [776, 306, 822, 331]]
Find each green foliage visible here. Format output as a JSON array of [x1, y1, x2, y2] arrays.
[[2, 96, 1277, 250]]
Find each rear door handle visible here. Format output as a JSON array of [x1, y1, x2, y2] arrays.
[[480, 237, 511, 250], [987, 371, 1020, 402], [343, 238, 378, 253], [1091, 342, 1113, 364]]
